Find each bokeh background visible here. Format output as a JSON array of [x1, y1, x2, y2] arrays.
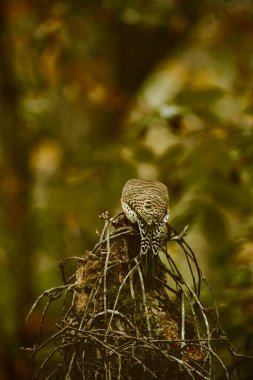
[[0, 0, 253, 379]]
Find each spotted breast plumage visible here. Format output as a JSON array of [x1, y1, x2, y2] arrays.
[[121, 178, 169, 276]]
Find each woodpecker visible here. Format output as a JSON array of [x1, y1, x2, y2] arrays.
[[121, 178, 169, 276]]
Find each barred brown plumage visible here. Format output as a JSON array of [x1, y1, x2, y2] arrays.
[[121, 178, 169, 276]]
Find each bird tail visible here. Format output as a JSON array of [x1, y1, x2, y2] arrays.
[[137, 219, 164, 279], [136, 219, 152, 277], [137, 219, 152, 256], [141, 249, 159, 280], [151, 220, 164, 256]]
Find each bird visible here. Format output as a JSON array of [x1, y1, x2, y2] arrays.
[[121, 178, 169, 277]]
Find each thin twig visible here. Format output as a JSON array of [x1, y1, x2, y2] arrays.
[[106, 262, 140, 334], [135, 258, 152, 338], [180, 290, 185, 349]]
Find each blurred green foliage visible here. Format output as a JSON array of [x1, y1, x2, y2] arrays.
[[0, 0, 253, 378]]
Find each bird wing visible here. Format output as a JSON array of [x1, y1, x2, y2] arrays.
[[134, 195, 167, 225]]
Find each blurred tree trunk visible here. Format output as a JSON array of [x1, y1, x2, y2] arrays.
[[0, 0, 34, 357]]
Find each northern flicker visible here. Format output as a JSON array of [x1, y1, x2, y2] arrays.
[[121, 178, 169, 276]]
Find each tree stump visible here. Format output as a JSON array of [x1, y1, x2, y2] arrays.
[[25, 212, 240, 379]]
